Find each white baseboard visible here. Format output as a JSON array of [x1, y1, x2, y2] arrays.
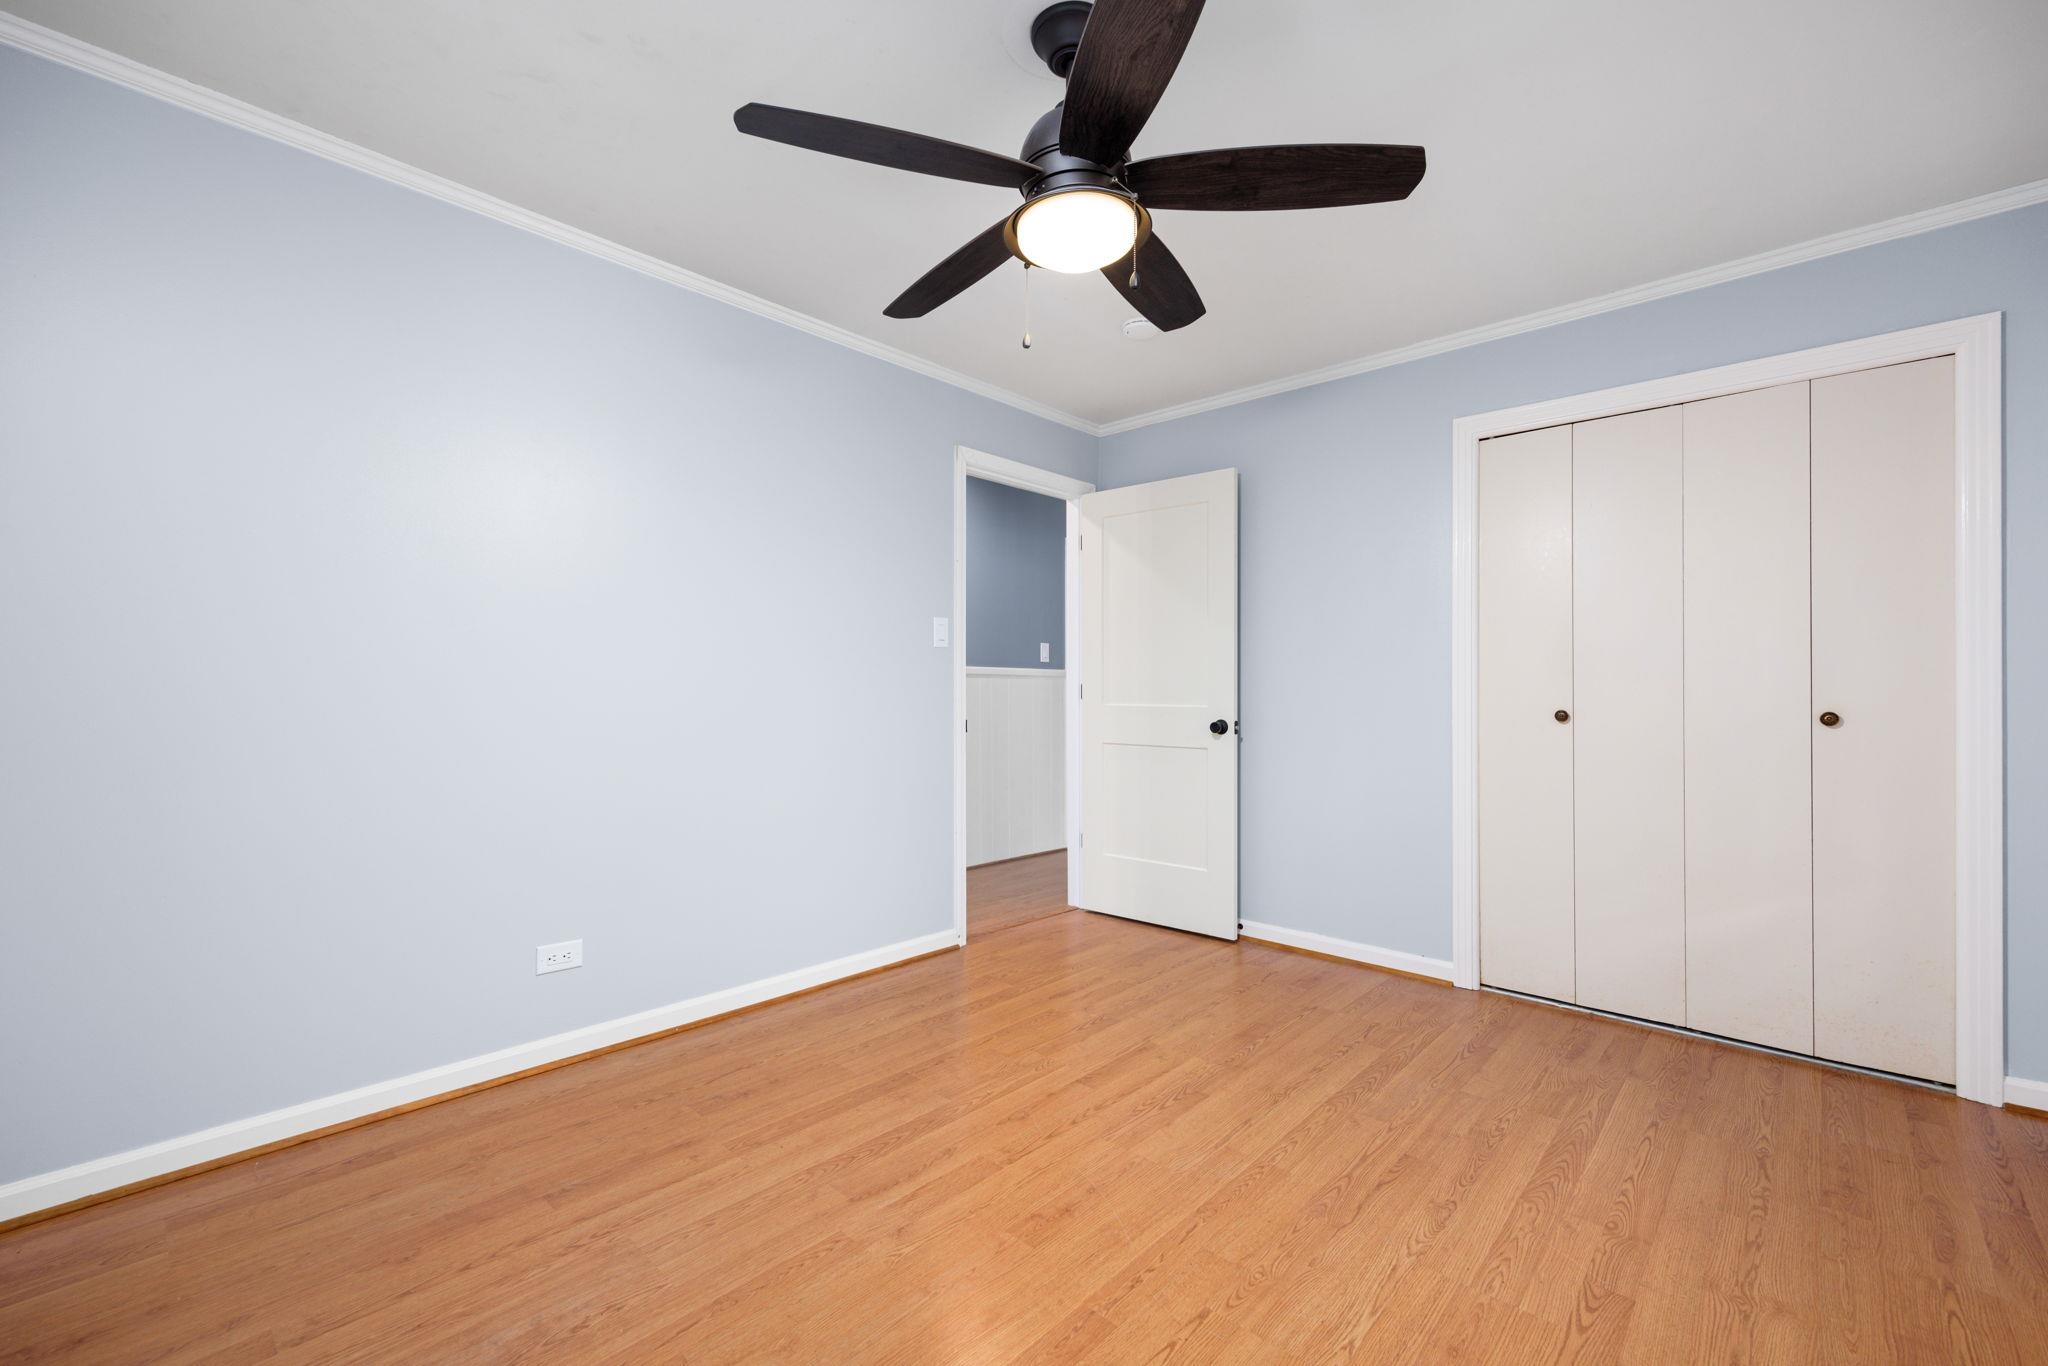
[[1238, 921, 1454, 984], [0, 929, 956, 1225], [2007, 1076, 2048, 1113]]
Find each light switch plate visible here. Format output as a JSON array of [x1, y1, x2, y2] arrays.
[[932, 617, 950, 647], [1040, 642, 1051, 663]]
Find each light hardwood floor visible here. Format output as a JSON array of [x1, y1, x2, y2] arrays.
[[3, 884, 2045, 1362], [968, 848, 1072, 937]]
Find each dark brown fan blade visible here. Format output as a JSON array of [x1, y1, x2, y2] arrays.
[[1126, 144, 1426, 210], [1059, 0, 1206, 166], [1101, 232, 1204, 331], [884, 219, 1018, 318], [734, 104, 1038, 188]]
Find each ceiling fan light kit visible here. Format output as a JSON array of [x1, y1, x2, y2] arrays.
[[1012, 188, 1140, 274], [734, 0, 1426, 335]]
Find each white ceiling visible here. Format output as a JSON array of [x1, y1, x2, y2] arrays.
[[11, 0, 2048, 427]]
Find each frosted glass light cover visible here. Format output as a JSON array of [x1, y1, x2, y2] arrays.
[[1014, 190, 1139, 274]]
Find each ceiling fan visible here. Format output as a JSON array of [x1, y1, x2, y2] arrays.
[[732, 0, 1424, 334]]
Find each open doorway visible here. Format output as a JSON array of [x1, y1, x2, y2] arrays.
[[965, 475, 1068, 935], [951, 448, 1092, 943]]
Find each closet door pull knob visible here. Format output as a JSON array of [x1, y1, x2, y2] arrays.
[[1210, 719, 1229, 735], [1819, 711, 1841, 728], [1554, 709, 1570, 724]]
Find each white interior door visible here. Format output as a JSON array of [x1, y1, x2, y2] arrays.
[[1476, 426, 1576, 1001], [1811, 357, 1956, 1082], [1571, 407, 1686, 1025], [1681, 381, 1814, 1054], [1078, 470, 1238, 939]]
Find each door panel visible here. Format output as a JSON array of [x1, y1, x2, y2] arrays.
[[1811, 358, 1956, 1082], [1079, 470, 1238, 939], [1682, 382, 1813, 1054], [1572, 407, 1686, 1025], [1477, 427, 1576, 1001]]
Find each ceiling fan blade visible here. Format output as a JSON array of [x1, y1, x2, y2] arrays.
[[734, 103, 1038, 188], [885, 219, 1018, 318], [1059, 0, 1206, 166], [1101, 232, 1204, 331], [1126, 144, 1427, 210]]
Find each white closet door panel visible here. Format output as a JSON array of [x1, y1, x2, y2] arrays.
[[1683, 382, 1813, 1054], [1572, 406, 1686, 1025], [1812, 358, 1956, 1082], [1478, 426, 1576, 1001]]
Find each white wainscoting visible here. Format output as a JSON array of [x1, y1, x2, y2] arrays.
[[966, 667, 1066, 866]]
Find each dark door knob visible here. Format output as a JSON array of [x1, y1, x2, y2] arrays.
[[1819, 711, 1841, 728], [1554, 709, 1571, 724], [1210, 719, 1229, 735]]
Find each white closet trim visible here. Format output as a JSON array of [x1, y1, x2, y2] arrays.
[[1449, 314, 2004, 1105]]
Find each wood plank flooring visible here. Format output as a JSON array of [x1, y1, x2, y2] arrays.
[[968, 849, 1070, 937], [3, 887, 2045, 1362]]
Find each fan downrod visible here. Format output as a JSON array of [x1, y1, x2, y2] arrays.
[[1029, 2, 1092, 79]]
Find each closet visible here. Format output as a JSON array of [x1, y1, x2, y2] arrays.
[[1476, 357, 1956, 1083]]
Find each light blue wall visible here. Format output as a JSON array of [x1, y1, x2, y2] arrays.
[[1098, 199, 2048, 1081], [7, 38, 2046, 1191], [0, 45, 1093, 1184], [966, 477, 1066, 669]]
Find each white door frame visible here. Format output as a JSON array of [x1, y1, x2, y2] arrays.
[[954, 446, 1095, 943], [1449, 313, 2005, 1105]]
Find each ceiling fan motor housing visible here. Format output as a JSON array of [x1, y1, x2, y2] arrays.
[[1019, 102, 1131, 204], [1009, 101, 1146, 258]]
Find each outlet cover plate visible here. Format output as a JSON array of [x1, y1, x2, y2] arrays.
[[537, 939, 583, 975]]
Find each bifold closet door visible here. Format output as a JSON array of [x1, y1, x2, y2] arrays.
[[1682, 381, 1813, 1054], [1571, 407, 1685, 1024], [1812, 357, 1956, 1082], [1477, 426, 1575, 1001]]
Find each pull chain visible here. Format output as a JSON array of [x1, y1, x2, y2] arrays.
[[1128, 239, 1140, 290], [1021, 263, 1033, 349]]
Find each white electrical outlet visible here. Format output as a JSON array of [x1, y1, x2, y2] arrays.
[[536, 939, 583, 975]]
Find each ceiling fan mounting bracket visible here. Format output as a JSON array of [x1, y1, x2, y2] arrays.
[[1029, 2, 1093, 80]]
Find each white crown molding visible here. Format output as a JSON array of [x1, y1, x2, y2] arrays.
[[7, 11, 2046, 445], [0, 11, 1099, 436], [1099, 178, 2048, 437], [0, 928, 957, 1225]]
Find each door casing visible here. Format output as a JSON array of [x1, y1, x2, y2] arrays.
[[953, 447, 1094, 944]]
